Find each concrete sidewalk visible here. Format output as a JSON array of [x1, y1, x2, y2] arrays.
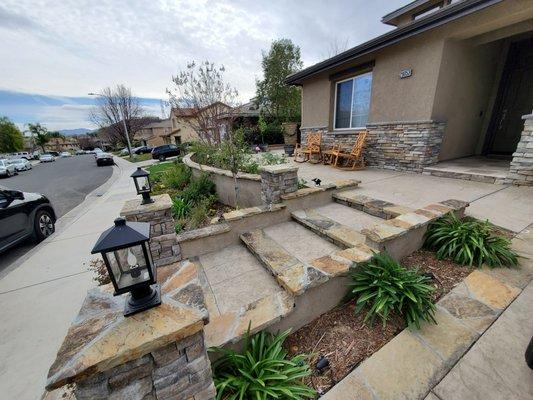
[[0, 157, 139, 400]]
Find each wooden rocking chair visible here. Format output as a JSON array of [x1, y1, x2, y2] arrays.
[[294, 132, 322, 163], [323, 130, 367, 170]]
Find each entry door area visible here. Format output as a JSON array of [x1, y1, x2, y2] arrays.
[[485, 38, 533, 155]]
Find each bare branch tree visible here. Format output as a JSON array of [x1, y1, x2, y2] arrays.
[[167, 61, 239, 145], [322, 37, 350, 59], [90, 85, 151, 146]]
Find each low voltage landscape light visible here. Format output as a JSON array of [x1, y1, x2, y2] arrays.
[[91, 217, 160, 316], [131, 167, 154, 205]]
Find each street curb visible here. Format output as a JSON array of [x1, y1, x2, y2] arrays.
[[1, 161, 124, 276]]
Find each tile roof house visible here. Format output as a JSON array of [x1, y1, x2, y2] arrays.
[[286, 0, 533, 177]]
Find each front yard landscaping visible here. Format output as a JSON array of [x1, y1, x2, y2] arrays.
[[147, 160, 232, 233], [282, 215, 519, 396]]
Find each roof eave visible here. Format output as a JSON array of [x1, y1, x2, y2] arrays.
[[285, 0, 502, 85]]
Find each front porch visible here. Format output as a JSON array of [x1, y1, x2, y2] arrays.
[[423, 156, 510, 184]]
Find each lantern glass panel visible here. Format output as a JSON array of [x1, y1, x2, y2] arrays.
[[136, 176, 150, 192], [106, 244, 150, 290]]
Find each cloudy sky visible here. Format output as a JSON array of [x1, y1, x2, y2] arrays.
[[0, 0, 406, 130]]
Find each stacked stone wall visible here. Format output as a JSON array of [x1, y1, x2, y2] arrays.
[[506, 114, 533, 186], [300, 120, 445, 172], [74, 331, 215, 400], [260, 164, 299, 204]]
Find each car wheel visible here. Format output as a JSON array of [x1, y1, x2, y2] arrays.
[[158, 155, 166, 161], [33, 209, 55, 242]]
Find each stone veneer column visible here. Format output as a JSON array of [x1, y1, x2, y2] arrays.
[[46, 261, 215, 400], [260, 164, 298, 204], [506, 112, 533, 186], [121, 194, 181, 267]]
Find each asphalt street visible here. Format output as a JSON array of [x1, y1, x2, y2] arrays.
[[0, 154, 113, 275]]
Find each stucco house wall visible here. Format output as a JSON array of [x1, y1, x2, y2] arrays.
[[297, 0, 533, 168]]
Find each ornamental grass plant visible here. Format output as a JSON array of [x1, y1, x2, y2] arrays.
[[425, 213, 518, 268], [349, 252, 437, 329], [210, 329, 315, 400]]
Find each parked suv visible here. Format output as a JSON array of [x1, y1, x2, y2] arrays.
[[0, 188, 56, 252], [151, 144, 180, 161]]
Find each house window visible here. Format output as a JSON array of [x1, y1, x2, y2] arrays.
[[334, 72, 373, 130]]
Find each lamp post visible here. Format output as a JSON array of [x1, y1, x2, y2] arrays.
[[91, 217, 161, 316], [131, 167, 154, 205], [88, 92, 134, 160]]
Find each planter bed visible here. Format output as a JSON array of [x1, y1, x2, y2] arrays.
[[285, 249, 472, 396]]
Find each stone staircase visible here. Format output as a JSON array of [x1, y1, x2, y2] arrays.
[[188, 188, 469, 350]]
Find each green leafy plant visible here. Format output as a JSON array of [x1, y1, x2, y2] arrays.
[[187, 195, 217, 229], [349, 252, 437, 329], [181, 173, 216, 204], [260, 152, 286, 166], [211, 328, 315, 400], [171, 197, 191, 220], [425, 213, 518, 268], [297, 179, 308, 189], [162, 163, 191, 190]]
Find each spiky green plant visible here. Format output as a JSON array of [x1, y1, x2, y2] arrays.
[[349, 252, 437, 329], [425, 214, 518, 268], [210, 329, 315, 400], [171, 197, 190, 220]]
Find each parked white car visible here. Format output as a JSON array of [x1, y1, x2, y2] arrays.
[[0, 159, 17, 177], [7, 158, 32, 171], [60, 151, 72, 157], [75, 149, 85, 155], [39, 154, 55, 163], [11, 151, 31, 160]]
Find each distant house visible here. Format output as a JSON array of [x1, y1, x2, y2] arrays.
[[45, 137, 79, 152], [137, 119, 173, 147], [286, 0, 533, 172]]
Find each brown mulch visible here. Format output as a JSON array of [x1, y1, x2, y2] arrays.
[[285, 249, 473, 396]]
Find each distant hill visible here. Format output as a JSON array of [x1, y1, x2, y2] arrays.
[[59, 128, 93, 136]]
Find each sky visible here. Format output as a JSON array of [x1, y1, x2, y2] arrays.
[[0, 0, 406, 131]]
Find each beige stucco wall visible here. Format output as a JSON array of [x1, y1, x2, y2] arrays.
[[299, 0, 533, 154], [172, 118, 200, 143], [431, 39, 503, 160]]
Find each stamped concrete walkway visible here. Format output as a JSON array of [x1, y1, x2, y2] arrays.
[[323, 224, 533, 400], [294, 161, 533, 233]]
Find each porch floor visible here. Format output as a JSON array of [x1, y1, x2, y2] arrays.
[[423, 156, 510, 184]]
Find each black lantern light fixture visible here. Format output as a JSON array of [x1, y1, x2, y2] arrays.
[[91, 217, 161, 316], [131, 167, 154, 205]]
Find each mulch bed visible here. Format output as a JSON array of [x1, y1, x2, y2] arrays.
[[285, 249, 473, 396]]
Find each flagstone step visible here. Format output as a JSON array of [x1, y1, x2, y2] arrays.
[[333, 190, 414, 219], [191, 247, 294, 348], [291, 208, 368, 248], [240, 229, 329, 296]]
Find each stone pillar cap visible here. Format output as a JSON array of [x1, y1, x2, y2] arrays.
[[259, 163, 298, 174], [46, 260, 207, 391]]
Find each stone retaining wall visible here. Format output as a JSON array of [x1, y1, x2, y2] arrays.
[[121, 194, 181, 267], [260, 164, 298, 204], [300, 120, 445, 172], [506, 113, 533, 186], [75, 332, 214, 400]]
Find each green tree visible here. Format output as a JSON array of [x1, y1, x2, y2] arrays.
[[256, 39, 303, 123], [27, 123, 64, 152], [0, 117, 24, 153]]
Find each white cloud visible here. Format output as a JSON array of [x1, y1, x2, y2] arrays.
[[0, 0, 406, 127]]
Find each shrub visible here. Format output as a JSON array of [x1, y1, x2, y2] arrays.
[[260, 152, 286, 166], [186, 195, 217, 230], [88, 258, 111, 286], [171, 197, 191, 220], [181, 174, 216, 204], [211, 328, 315, 400], [162, 163, 191, 190], [349, 252, 436, 329], [425, 213, 518, 268]]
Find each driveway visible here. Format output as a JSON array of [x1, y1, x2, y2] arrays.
[[0, 155, 113, 277]]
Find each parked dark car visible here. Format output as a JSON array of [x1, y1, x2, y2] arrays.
[[151, 144, 180, 161], [96, 152, 114, 166], [0, 188, 56, 252], [48, 151, 60, 157], [134, 146, 153, 155]]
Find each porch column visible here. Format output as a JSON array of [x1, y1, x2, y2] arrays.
[[506, 112, 533, 186]]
